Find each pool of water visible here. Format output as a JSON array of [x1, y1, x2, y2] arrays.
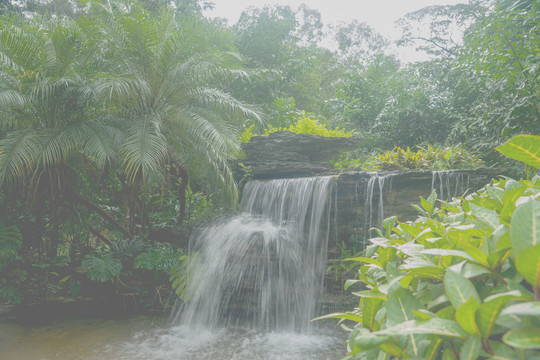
[[0, 315, 347, 360]]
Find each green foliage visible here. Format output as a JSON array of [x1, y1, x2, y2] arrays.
[[169, 252, 195, 300], [317, 142, 540, 358], [241, 112, 354, 143], [496, 134, 540, 170], [0, 221, 23, 304], [111, 238, 146, 259], [358, 145, 484, 172], [451, 1, 540, 152], [134, 242, 183, 273], [0, 221, 22, 268], [82, 253, 122, 283]]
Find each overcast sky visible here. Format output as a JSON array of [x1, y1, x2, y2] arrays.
[[205, 0, 467, 38]]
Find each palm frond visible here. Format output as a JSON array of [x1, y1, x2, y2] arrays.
[[0, 130, 41, 186], [93, 75, 151, 103], [189, 87, 263, 124], [120, 113, 167, 185], [80, 121, 123, 169], [37, 125, 82, 169], [0, 89, 27, 108]]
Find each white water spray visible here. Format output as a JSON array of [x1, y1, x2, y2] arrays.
[[363, 174, 392, 243], [176, 176, 336, 332], [431, 170, 470, 200]]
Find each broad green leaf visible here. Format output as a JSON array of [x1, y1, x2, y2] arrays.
[[383, 216, 397, 236], [444, 270, 480, 309], [455, 296, 480, 335], [511, 198, 540, 255], [476, 296, 513, 339], [312, 312, 363, 323], [459, 335, 482, 360], [496, 134, 540, 169], [501, 302, 540, 317], [400, 274, 414, 288], [424, 336, 443, 360], [487, 247, 512, 270], [442, 348, 457, 360], [502, 327, 540, 349], [352, 289, 387, 299], [470, 203, 500, 230], [406, 267, 445, 280], [350, 330, 390, 352], [386, 287, 423, 326], [344, 279, 360, 290], [436, 305, 455, 320], [400, 223, 421, 237], [421, 197, 434, 217], [427, 189, 437, 207], [412, 309, 436, 320], [378, 318, 468, 338], [378, 247, 397, 269], [447, 228, 486, 247], [412, 203, 428, 217], [379, 338, 405, 358], [462, 245, 489, 267], [362, 298, 383, 331], [487, 186, 504, 205], [421, 248, 474, 261], [344, 256, 383, 268], [515, 243, 540, 289], [500, 186, 526, 224]]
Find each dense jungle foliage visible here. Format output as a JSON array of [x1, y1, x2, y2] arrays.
[[318, 135, 540, 359], [0, 0, 538, 315]]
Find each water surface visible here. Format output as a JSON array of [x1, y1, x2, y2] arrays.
[[0, 315, 346, 360]]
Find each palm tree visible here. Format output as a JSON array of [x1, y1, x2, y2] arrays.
[[91, 1, 262, 230], [0, 15, 124, 258]]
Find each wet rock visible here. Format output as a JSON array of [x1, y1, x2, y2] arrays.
[[240, 131, 362, 179]]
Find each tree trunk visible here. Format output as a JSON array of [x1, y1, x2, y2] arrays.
[[171, 159, 189, 225]]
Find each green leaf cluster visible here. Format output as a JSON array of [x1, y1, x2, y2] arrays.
[[334, 145, 484, 172], [241, 111, 354, 143], [82, 253, 123, 283], [319, 135, 540, 359], [0, 221, 23, 303], [365, 145, 484, 172]]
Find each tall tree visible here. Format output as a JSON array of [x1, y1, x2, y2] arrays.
[[91, 0, 261, 230], [0, 15, 120, 257], [449, 0, 539, 155]]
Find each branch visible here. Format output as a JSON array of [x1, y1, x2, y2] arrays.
[[73, 192, 133, 239], [88, 225, 114, 248]]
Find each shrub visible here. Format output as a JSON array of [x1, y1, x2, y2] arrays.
[[0, 221, 23, 304], [364, 145, 484, 171], [241, 113, 355, 143], [317, 135, 540, 359]]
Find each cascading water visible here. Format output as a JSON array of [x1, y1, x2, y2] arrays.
[[431, 170, 470, 200], [363, 174, 392, 244], [176, 176, 336, 333]]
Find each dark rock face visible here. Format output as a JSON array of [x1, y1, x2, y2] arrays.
[[330, 169, 504, 247], [240, 131, 362, 179]]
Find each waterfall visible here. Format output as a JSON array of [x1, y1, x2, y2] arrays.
[[176, 176, 336, 332], [363, 174, 392, 244], [431, 170, 470, 200]]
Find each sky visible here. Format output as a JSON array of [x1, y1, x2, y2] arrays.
[[204, 0, 468, 61]]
